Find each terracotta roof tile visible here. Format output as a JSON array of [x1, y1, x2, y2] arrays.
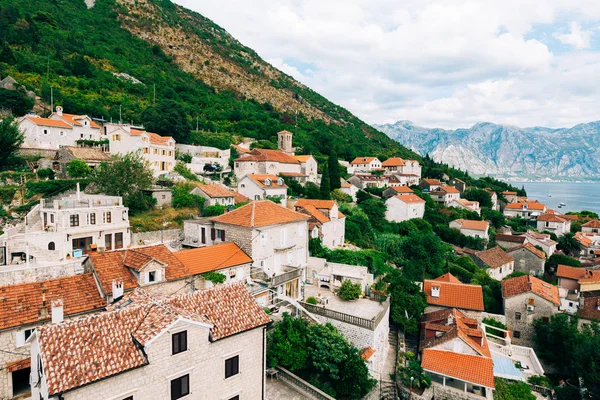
[[474, 246, 514, 269], [502, 275, 560, 305], [381, 157, 406, 167], [23, 116, 72, 129], [556, 264, 587, 280], [423, 179, 442, 185], [421, 349, 495, 388], [423, 276, 484, 311], [435, 273, 462, 284], [295, 199, 337, 210], [579, 269, 600, 284], [394, 193, 425, 204], [578, 291, 600, 321], [246, 174, 288, 189], [232, 145, 250, 154], [506, 243, 546, 260], [58, 113, 100, 129], [123, 250, 155, 271], [211, 200, 309, 228], [575, 231, 594, 247], [232, 190, 249, 204], [351, 157, 378, 165], [293, 155, 313, 163], [297, 204, 329, 224], [196, 184, 236, 198], [0, 274, 106, 330], [505, 201, 546, 211], [174, 242, 252, 275], [451, 219, 489, 232], [583, 219, 600, 228], [538, 213, 567, 223], [236, 148, 300, 164], [360, 346, 376, 360], [495, 234, 527, 244], [391, 186, 414, 194], [147, 131, 172, 144], [37, 283, 270, 395]]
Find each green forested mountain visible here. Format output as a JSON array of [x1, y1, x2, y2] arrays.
[[0, 0, 416, 161]]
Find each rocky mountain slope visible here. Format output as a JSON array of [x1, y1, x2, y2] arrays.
[[374, 120, 600, 180]]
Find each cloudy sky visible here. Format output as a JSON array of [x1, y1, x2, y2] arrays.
[[176, 0, 600, 129]]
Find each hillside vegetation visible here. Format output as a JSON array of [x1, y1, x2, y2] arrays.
[[0, 0, 414, 161]]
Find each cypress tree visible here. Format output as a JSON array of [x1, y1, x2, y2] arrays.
[[320, 162, 331, 199], [328, 151, 341, 190]]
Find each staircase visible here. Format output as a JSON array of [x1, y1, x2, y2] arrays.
[[380, 324, 399, 399], [275, 295, 322, 324]]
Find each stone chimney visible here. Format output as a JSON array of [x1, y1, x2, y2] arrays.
[[56, 105, 63, 116], [51, 299, 64, 324], [112, 278, 124, 299]]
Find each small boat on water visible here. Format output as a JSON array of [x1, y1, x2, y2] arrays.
[[559, 202, 566, 207], [547, 194, 552, 197]]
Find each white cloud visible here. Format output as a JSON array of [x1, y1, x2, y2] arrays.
[[554, 22, 593, 49], [175, 0, 600, 129]]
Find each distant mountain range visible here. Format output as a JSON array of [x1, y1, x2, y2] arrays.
[[373, 120, 600, 180]]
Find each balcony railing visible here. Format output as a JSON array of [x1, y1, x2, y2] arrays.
[[270, 267, 302, 287], [299, 297, 390, 330], [41, 197, 122, 210]]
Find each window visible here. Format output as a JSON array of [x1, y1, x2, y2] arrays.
[[105, 234, 112, 251], [225, 355, 239, 379], [48, 242, 55, 251], [513, 331, 521, 338], [515, 312, 521, 320], [115, 233, 123, 249], [24, 328, 34, 341], [69, 214, 79, 227], [104, 211, 112, 223], [90, 213, 96, 225], [50, 214, 54, 223], [170, 374, 189, 400], [43, 129, 48, 135], [122, 397, 133, 400], [228, 396, 240, 400], [144, 148, 149, 154], [148, 271, 156, 282], [172, 331, 187, 355], [261, 232, 267, 246]]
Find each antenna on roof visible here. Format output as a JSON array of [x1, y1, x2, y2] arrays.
[[119, 105, 122, 124]]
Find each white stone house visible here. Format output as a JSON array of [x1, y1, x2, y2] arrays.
[[103, 123, 175, 177], [209, 201, 310, 300], [191, 184, 236, 208], [449, 219, 490, 240], [347, 174, 389, 189], [582, 220, 600, 234], [350, 157, 382, 173], [387, 174, 420, 187], [19, 106, 101, 149], [0, 274, 106, 400], [448, 198, 481, 215], [175, 143, 231, 174], [429, 186, 461, 206], [419, 178, 442, 192], [339, 180, 359, 201], [503, 200, 547, 219], [293, 155, 319, 183], [294, 199, 346, 249], [0, 190, 130, 274], [485, 189, 499, 211], [381, 157, 422, 178], [307, 257, 373, 292], [472, 247, 515, 281], [536, 212, 571, 237], [30, 283, 270, 400], [237, 174, 288, 207], [233, 149, 302, 180], [520, 231, 557, 257], [384, 194, 425, 223]]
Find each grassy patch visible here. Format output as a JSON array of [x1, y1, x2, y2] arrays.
[[129, 207, 197, 232]]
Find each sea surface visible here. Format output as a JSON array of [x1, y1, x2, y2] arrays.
[[511, 182, 600, 215]]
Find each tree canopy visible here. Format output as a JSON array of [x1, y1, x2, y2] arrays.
[[0, 117, 24, 170]]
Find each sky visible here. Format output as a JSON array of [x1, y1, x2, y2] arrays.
[[175, 0, 600, 129]]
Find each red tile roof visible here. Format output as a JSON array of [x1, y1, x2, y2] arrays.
[[23, 116, 72, 129], [505, 201, 546, 211], [360, 346, 376, 361], [423, 276, 484, 311], [57, 113, 100, 129], [381, 157, 406, 167], [556, 264, 587, 280], [578, 291, 600, 321], [393, 193, 425, 204], [174, 242, 252, 275], [506, 243, 546, 260], [196, 184, 236, 198], [236, 148, 300, 164], [211, 200, 310, 228], [583, 220, 600, 228], [391, 186, 414, 194], [232, 190, 249, 204], [579, 269, 600, 284], [293, 155, 313, 163], [37, 283, 270, 396], [423, 179, 442, 185], [538, 213, 567, 223], [502, 275, 560, 305], [295, 199, 337, 210], [435, 273, 462, 284], [297, 204, 329, 224], [0, 274, 106, 330], [245, 174, 288, 189], [439, 185, 460, 194], [421, 349, 495, 388], [474, 246, 515, 269], [351, 157, 378, 165], [495, 234, 527, 244], [147, 131, 172, 144], [451, 219, 489, 232]]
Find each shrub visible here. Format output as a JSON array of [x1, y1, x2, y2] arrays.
[[203, 271, 226, 284], [66, 159, 92, 178], [203, 204, 226, 216], [37, 168, 55, 180], [173, 163, 199, 181], [0, 187, 17, 204], [338, 280, 362, 300], [171, 185, 205, 210], [306, 296, 318, 305], [482, 317, 506, 338]]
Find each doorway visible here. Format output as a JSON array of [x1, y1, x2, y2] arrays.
[[11, 367, 31, 398]]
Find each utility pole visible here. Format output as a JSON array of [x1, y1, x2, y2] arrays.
[[119, 105, 122, 124], [196, 115, 199, 131], [50, 87, 54, 114]]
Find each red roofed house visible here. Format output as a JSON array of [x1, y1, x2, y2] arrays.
[[192, 184, 236, 208], [502, 275, 560, 346], [104, 123, 176, 177], [30, 283, 270, 400], [430, 185, 461, 206], [347, 173, 389, 189], [472, 247, 515, 280], [536, 211, 571, 237], [520, 231, 557, 257], [381, 157, 422, 183], [384, 193, 425, 222], [449, 219, 490, 240], [503, 200, 547, 219], [419, 308, 495, 399], [382, 185, 414, 199], [0, 274, 106, 399], [506, 243, 546, 277], [419, 178, 442, 192], [448, 198, 481, 215], [423, 273, 485, 320], [237, 174, 288, 206], [582, 219, 600, 234], [19, 106, 101, 149], [294, 199, 346, 249], [350, 157, 382, 173]]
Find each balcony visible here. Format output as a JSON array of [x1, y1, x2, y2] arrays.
[[41, 195, 123, 210], [270, 266, 302, 287]]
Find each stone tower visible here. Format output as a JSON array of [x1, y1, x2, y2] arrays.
[[277, 130, 294, 155]]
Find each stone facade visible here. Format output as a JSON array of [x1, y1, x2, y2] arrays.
[[31, 321, 266, 400], [0, 260, 83, 286], [503, 292, 560, 347], [508, 247, 545, 277], [131, 229, 182, 247]]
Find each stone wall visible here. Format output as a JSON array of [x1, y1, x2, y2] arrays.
[[504, 292, 560, 347], [0, 260, 83, 286], [131, 228, 182, 247], [510, 248, 545, 276]]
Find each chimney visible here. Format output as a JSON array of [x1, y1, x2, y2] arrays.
[[56, 105, 63, 116], [431, 285, 440, 298], [39, 290, 49, 319], [51, 299, 64, 323], [112, 278, 124, 299], [76, 182, 81, 201]]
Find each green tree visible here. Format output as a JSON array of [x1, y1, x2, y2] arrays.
[[320, 161, 331, 199], [338, 280, 362, 300], [358, 198, 387, 231], [398, 356, 431, 390], [328, 151, 341, 190], [93, 152, 154, 213], [546, 253, 580, 272], [558, 232, 582, 256], [267, 313, 309, 371], [494, 378, 536, 400], [463, 188, 493, 208], [0, 117, 24, 170], [142, 99, 191, 143], [203, 204, 226, 216], [387, 270, 427, 334], [400, 231, 447, 280], [0, 88, 34, 115], [202, 271, 226, 284], [65, 159, 91, 178]]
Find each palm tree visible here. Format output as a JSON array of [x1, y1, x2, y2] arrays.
[[557, 232, 582, 256]]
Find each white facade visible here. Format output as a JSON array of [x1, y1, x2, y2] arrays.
[[448, 199, 481, 215], [340, 182, 359, 201], [294, 155, 319, 183], [522, 231, 557, 257], [486, 263, 514, 280], [104, 123, 175, 177], [176, 143, 231, 174], [19, 107, 101, 149], [384, 195, 425, 223], [237, 175, 287, 207], [449, 220, 490, 240], [536, 217, 571, 237], [350, 157, 382, 173]]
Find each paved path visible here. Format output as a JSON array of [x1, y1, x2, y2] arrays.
[[265, 378, 309, 400]]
